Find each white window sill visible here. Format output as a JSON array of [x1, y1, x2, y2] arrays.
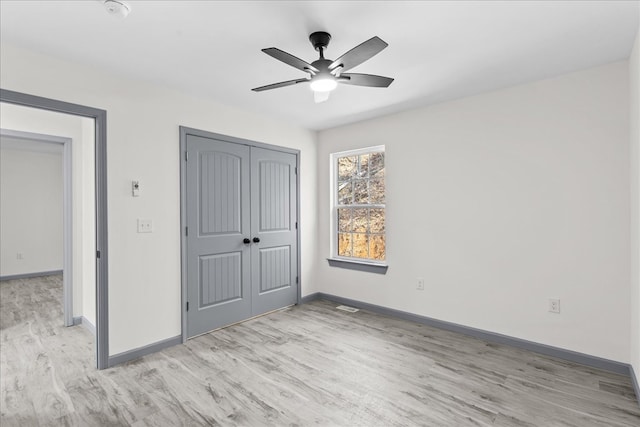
[[327, 258, 388, 274]]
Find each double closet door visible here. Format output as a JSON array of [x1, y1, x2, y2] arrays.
[[185, 133, 298, 338]]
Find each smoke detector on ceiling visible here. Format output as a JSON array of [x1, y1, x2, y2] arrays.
[[103, 0, 131, 18]]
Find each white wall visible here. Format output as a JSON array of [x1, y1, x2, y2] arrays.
[[0, 42, 318, 355], [629, 26, 640, 384], [318, 62, 630, 363], [0, 144, 63, 276]]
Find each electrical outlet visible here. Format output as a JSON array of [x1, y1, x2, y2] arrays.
[[416, 278, 425, 291], [16, 252, 23, 260], [137, 218, 153, 233], [548, 298, 560, 314]]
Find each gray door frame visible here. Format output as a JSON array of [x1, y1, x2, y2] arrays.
[[0, 128, 73, 327], [0, 89, 109, 370], [179, 126, 301, 342]]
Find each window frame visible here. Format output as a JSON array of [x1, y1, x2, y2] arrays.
[[329, 145, 387, 271]]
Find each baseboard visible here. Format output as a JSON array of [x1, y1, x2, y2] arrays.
[[108, 335, 182, 368], [306, 292, 631, 376], [72, 316, 96, 335], [631, 365, 640, 408], [0, 270, 63, 281], [299, 293, 321, 304]]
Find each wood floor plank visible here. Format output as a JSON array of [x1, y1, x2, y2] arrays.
[[2, 276, 639, 426]]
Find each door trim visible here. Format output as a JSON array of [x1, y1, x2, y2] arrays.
[[0, 128, 73, 327], [179, 126, 301, 342], [1, 89, 110, 370]]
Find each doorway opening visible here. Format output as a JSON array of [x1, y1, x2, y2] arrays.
[[0, 89, 109, 369], [0, 129, 75, 327]]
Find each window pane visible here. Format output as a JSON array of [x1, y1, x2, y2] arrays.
[[338, 156, 357, 180], [370, 152, 384, 178], [338, 181, 353, 205], [352, 233, 369, 258], [338, 233, 353, 257], [369, 235, 386, 260], [370, 208, 385, 233], [358, 153, 369, 178], [369, 179, 385, 204], [333, 148, 385, 263], [338, 208, 352, 232], [352, 208, 368, 232], [354, 180, 368, 204]]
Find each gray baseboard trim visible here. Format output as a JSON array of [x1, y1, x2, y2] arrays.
[[108, 335, 182, 368], [0, 270, 63, 281], [299, 293, 321, 304], [308, 292, 631, 376], [72, 316, 96, 335], [631, 365, 640, 408]]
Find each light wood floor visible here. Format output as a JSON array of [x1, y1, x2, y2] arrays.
[[1, 275, 639, 426]]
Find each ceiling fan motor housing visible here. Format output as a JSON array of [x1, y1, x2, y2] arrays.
[[311, 59, 333, 72]]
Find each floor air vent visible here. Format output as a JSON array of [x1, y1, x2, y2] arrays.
[[336, 305, 359, 313]]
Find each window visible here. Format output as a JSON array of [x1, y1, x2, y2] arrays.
[[331, 146, 386, 266]]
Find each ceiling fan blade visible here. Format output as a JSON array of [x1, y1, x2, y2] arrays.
[[339, 73, 394, 88], [329, 36, 388, 72], [252, 78, 309, 92], [262, 48, 319, 74]]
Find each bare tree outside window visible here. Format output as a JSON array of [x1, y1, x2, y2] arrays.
[[333, 148, 385, 261]]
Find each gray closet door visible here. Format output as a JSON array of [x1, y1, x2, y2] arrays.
[[186, 135, 251, 338], [185, 134, 298, 338], [250, 147, 298, 316]]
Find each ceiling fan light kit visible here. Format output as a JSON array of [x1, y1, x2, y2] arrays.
[[309, 75, 338, 92], [252, 31, 393, 103]]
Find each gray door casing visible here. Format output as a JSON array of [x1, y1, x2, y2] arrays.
[[180, 127, 301, 340]]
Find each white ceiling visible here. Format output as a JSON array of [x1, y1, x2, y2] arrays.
[[1, 1, 638, 130]]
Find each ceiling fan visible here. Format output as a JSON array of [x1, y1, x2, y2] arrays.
[[252, 32, 394, 103]]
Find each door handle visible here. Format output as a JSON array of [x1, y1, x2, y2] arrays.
[[243, 238, 251, 244], [253, 237, 260, 243]]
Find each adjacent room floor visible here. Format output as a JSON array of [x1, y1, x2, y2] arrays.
[[1, 275, 639, 426]]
